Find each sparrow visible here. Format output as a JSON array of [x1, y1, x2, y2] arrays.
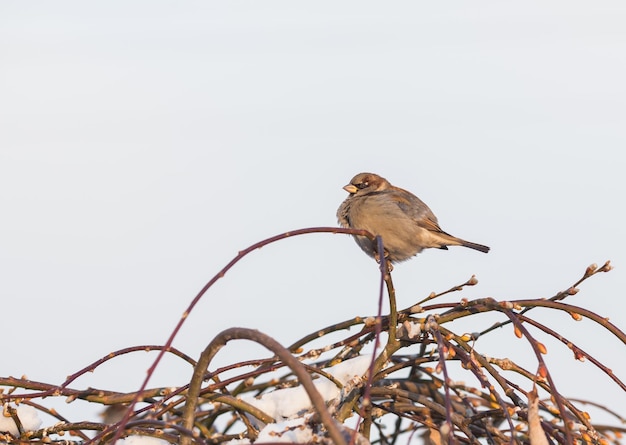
[[337, 173, 490, 263]]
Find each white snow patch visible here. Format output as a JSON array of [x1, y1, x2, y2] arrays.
[[0, 404, 42, 436], [399, 320, 421, 339], [227, 417, 313, 445], [245, 355, 372, 420], [227, 416, 371, 445], [118, 436, 172, 445], [257, 417, 313, 443]]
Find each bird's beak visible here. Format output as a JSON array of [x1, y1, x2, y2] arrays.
[[343, 184, 358, 194]]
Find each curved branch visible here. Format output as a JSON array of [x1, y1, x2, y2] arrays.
[[181, 327, 347, 445]]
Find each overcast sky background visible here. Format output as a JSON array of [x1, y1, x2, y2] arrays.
[[1, 2, 625, 428]]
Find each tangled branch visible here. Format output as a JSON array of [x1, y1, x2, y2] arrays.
[[1, 228, 623, 445]]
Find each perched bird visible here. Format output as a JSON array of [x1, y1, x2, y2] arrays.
[[337, 173, 490, 264]]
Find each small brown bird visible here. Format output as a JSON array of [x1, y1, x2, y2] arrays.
[[337, 173, 490, 263]]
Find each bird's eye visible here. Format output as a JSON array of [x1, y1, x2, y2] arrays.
[[356, 181, 369, 189]]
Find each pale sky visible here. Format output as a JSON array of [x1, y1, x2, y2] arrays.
[[1, 2, 625, 427]]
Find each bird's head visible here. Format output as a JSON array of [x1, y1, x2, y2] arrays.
[[343, 172, 391, 195]]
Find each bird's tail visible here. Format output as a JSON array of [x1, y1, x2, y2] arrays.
[[460, 240, 490, 253], [433, 231, 490, 253]]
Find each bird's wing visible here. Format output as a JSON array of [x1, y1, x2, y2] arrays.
[[415, 213, 447, 234], [392, 192, 448, 234]]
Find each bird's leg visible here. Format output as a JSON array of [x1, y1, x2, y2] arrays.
[[374, 250, 394, 272]]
